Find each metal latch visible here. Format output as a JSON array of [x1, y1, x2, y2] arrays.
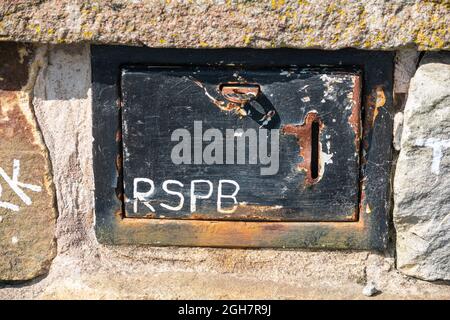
[[219, 82, 261, 103]]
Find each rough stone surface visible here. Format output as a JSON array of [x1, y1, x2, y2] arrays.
[[0, 42, 57, 281], [0, 44, 448, 299], [393, 112, 404, 151], [394, 52, 450, 281], [0, 0, 449, 50], [394, 49, 420, 94]]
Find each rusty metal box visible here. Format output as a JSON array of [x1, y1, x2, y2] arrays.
[[92, 47, 393, 249]]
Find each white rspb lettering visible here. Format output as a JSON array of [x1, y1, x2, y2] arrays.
[[133, 178, 240, 214], [0, 159, 42, 212]]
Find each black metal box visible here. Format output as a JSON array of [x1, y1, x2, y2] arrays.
[[92, 46, 393, 249]]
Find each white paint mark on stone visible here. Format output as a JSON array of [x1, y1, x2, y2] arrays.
[[415, 138, 450, 174], [11, 236, 19, 245], [0, 159, 42, 212], [0, 186, 20, 211], [301, 96, 310, 103]]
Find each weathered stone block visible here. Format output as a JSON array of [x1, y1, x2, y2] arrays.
[[0, 42, 57, 281], [394, 52, 450, 281], [0, 1, 448, 50]]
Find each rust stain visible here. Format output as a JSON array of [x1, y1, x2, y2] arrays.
[[130, 204, 284, 222], [189, 77, 233, 112], [119, 214, 367, 246], [111, 70, 377, 248], [282, 111, 323, 186], [0, 91, 35, 145], [373, 87, 386, 119], [115, 153, 122, 172], [115, 129, 122, 142], [349, 75, 362, 154], [179, 213, 278, 221], [346, 75, 363, 222], [357, 183, 367, 225], [219, 82, 260, 104], [193, 221, 279, 244], [361, 85, 387, 165], [189, 77, 264, 119], [0, 43, 58, 279], [365, 85, 386, 130]]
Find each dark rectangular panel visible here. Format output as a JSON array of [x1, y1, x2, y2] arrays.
[[91, 46, 394, 249], [121, 67, 361, 222]]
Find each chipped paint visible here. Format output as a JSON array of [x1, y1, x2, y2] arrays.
[[301, 96, 310, 102], [367, 85, 386, 127], [320, 73, 344, 101], [321, 150, 333, 165], [349, 75, 362, 155], [189, 77, 244, 116]]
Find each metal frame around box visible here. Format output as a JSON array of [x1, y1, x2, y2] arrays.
[[91, 46, 394, 250]]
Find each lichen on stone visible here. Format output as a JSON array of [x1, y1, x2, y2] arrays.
[[0, 0, 447, 50]]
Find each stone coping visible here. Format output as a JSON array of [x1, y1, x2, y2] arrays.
[[0, 0, 448, 50]]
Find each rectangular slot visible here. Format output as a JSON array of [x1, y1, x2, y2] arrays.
[[311, 120, 320, 180]]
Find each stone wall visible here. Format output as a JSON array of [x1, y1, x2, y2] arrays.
[[0, 0, 448, 50], [394, 53, 450, 281], [0, 43, 56, 281], [0, 1, 449, 299]]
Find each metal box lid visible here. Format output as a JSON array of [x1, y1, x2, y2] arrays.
[[92, 46, 393, 249], [121, 67, 361, 222]]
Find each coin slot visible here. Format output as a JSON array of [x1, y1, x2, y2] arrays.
[[311, 120, 320, 180]]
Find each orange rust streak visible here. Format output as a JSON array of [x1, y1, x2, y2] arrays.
[[219, 83, 261, 104], [120, 216, 367, 232], [349, 75, 362, 153], [126, 203, 287, 222], [365, 85, 386, 132], [282, 112, 323, 186], [0, 91, 35, 144]]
